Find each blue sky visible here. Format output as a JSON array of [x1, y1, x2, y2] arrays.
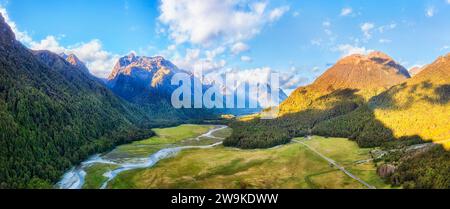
[[1, 0, 450, 92]]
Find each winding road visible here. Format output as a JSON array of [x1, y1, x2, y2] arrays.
[[57, 126, 378, 189], [293, 139, 376, 189]]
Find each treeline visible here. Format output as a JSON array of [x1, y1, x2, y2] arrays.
[[384, 146, 449, 189], [224, 89, 363, 148], [312, 105, 395, 147], [224, 86, 450, 188], [0, 16, 222, 188], [0, 40, 159, 188]]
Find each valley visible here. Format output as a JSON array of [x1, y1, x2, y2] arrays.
[[108, 133, 391, 189], [57, 124, 229, 189], [0, 5, 448, 190], [57, 124, 390, 189]]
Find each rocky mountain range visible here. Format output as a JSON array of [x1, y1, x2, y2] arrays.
[[1, 10, 448, 189], [409, 65, 426, 77], [107, 54, 183, 103], [106, 53, 287, 115], [60, 53, 90, 74], [0, 13, 153, 188]]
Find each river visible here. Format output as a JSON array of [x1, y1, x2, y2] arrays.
[[56, 125, 228, 189]]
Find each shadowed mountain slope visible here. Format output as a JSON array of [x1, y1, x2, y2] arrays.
[[279, 52, 410, 115], [0, 14, 154, 188]]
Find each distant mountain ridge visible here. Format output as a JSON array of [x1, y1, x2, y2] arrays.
[[0, 13, 153, 188], [106, 53, 219, 121], [279, 51, 410, 115], [313, 51, 410, 91], [107, 53, 183, 102], [409, 65, 425, 77], [107, 53, 287, 116], [60, 53, 90, 74]]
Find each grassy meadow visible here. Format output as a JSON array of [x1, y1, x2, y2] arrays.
[[103, 124, 215, 159], [108, 136, 390, 189], [82, 124, 222, 189]]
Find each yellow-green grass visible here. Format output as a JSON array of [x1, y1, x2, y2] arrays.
[[175, 127, 232, 146], [211, 127, 233, 138], [301, 136, 393, 189], [301, 136, 372, 165], [305, 170, 366, 189], [108, 136, 389, 189], [346, 163, 395, 189], [83, 164, 119, 189], [104, 124, 215, 159]]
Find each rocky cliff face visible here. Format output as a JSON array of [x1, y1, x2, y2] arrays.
[[106, 53, 186, 103], [60, 53, 90, 74]]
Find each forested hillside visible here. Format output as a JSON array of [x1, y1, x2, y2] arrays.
[[0, 14, 154, 188], [314, 53, 450, 149], [224, 52, 450, 188], [225, 52, 410, 149]]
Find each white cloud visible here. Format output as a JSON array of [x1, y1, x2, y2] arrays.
[[205, 46, 226, 61], [30, 36, 119, 78], [335, 44, 373, 57], [158, 0, 288, 46], [240, 56, 252, 62], [29, 36, 66, 53], [1, 6, 119, 78], [0, 6, 33, 44], [292, 11, 300, 17], [378, 23, 396, 33], [322, 21, 333, 36], [426, 7, 435, 17], [66, 40, 120, 78], [268, 6, 290, 22], [204, 67, 308, 93], [408, 64, 424, 70], [167, 44, 177, 51], [310, 39, 322, 46], [379, 39, 392, 44], [361, 22, 375, 39], [441, 45, 449, 51], [158, 0, 289, 81], [172, 48, 227, 74], [312, 66, 321, 72], [340, 7, 353, 16], [231, 42, 250, 55]]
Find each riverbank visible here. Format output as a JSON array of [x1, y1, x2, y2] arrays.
[[108, 136, 391, 189], [57, 124, 390, 189], [56, 125, 230, 189]]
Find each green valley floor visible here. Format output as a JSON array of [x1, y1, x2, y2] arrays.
[[77, 125, 392, 189]]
